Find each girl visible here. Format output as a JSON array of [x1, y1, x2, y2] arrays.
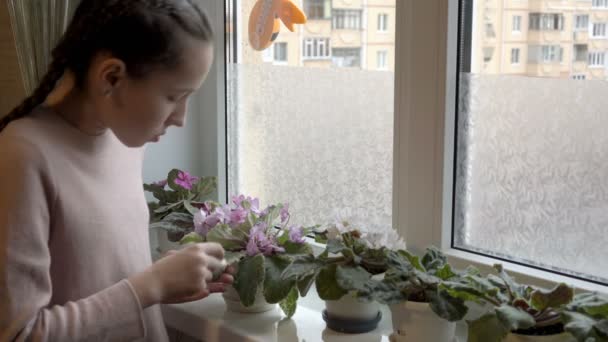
[[0, 1, 233, 341]]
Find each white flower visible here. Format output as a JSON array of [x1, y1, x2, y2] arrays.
[[193, 209, 207, 232], [362, 226, 406, 250]]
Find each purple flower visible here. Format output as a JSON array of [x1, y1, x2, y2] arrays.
[[232, 195, 262, 215], [280, 203, 290, 223], [288, 225, 306, 244], [174, 171, 198, 190], [228, 207, 248, 227], [193, 208, 221, 236], [246, 223, 284, 256], [153, 179, 167, 188]]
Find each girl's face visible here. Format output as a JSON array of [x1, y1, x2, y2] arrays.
[[93, 36, 214, 147]]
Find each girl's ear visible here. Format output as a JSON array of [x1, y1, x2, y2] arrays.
[[96, 57, 127, 96]]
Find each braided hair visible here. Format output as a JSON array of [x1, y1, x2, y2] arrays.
[[0, 0, 213, 133]]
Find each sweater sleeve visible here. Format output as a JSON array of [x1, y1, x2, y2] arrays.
[[0, 137, 147, 341]]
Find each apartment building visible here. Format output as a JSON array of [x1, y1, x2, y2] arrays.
[[473, 0, 608, 80], [240, 0, 396, 71]]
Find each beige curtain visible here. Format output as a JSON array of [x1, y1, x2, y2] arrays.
[[6, 0, 79, 95]]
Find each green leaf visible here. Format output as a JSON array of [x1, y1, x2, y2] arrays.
[[468, 313, 510, 342], [183, 201, 199, 215], [563, 311, 599, 341], [233, 255, 265, 307], [530, 283, 574, 311], [421, 246, 447, 271], [206, 224, 247, 250], [279, 287, 299, 318], [439, 281, 487, 303], [326, 239, 346, 254], [281, 255, 323, 280], [385, 250, 415, 274], [401, 250, 425, 272], [570, 293, 608, 318], [149, 212, 194, 234], [436, 264, 457, 280], [427, 289, 468, 322], [595, 319, 608, 338], [264, 255, 296, 304], [297, 271, 318, 297], [282, 241, 313, 256], [193, 176, 217, 201], [179, 232, 205, 244], [225, 251, 246, 266], [153, 200, 185, 214], [335, 266, 372, 293], [144, 183, 168, 203], [495, 304, 536, 331], [316, 264, 348, 301], [167, 169, 185, 192]]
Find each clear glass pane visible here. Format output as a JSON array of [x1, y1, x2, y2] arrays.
[[227, 0, 395, 229], [455, 0, 608, 283]]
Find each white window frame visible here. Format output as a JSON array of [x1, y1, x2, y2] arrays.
[[571, 74, 586, 80], [273, 42, 288, 64], [512, 15, 522, 33], [378, 13, 389, 32], [574, 14, 589, 31], [588, 51, 606, 67], [395, 0, 607, 293], [592, 0, 608, 9], [510, 47, 520, 64], [377, 50, 388, 70], [592, 22, 607, 38], [302, 37, 331, 60]]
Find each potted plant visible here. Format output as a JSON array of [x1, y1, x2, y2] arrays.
[[359, 247, 468, 342], [282, 221, 406, 334], [441, 264, 608, 342]]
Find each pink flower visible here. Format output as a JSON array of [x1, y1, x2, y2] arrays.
[[174, 171, 198, 190], [280, 203, 290, 223], [246, 223, 284, 256], [232, 195, 261, 215], [288, 225, 305, 244], [193, 208, 221, 236]]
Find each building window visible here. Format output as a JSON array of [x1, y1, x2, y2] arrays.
[[378, 13, 388, 32], [274, 43, 287, 62], [302, 38, 331, 59], [333, 9, 362, 30], [528, 45, 562, 63], [377, 50, 388, 69], [575, 15, 589, 31], [571, 74, 586, 80], [485, 23, 496, 38], [592, 23, 607, 37], [592, 0, 608, 8], [588, 51, 606, 67], [305, 0, 331, 20], [529, 13, 564, 31], [512, 15, 522, 32], [332, 48, 361, 67], [574, 44, 588, 62], [511, 48, 520, 64]]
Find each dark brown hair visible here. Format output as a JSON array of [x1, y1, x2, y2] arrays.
[[0, 0, 213, 132]]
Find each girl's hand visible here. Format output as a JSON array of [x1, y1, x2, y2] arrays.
[[128, 243, 228, 307]]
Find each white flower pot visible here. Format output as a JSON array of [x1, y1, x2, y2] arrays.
[[389, 301, 456, 342], [505, 332, 575, 342], [323, 293, 382, 333], [222, 285, 277, 313]]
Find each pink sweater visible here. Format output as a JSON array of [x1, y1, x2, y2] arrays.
[[0, 108, 168, 341]]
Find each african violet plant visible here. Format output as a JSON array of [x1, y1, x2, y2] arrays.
[[360, 247, 470, 322], [440, 264, 608, 342], [281, 221, 407, 302], [145, 175, 314, 318], [144, 169, 217, 241]]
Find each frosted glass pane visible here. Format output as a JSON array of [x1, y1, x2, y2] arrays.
[[227, 64, 393, 228], [454, 74, 608, 283]]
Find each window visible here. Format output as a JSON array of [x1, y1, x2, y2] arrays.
[[302, 38, 331, 59], [305, 0, 331, 20], [378, 13, 388, 32], [332, 48, 361, 67], [485, 23, 496, 38], [333, 9, 362, 30], [592, 23, 607, 38], [457, 0, 608, 285], [529, 13, 564, 31], [274, 43, 287, 62], [575, 15, 589, 31], [228, 0, 396, 231], [589, 51, 606, 66], [377, 50, 388, 69], [592, 0, 608, 8], [512, 15, 522, 32], [574, 44, 588, 62], [510, 48, 520, 64]]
